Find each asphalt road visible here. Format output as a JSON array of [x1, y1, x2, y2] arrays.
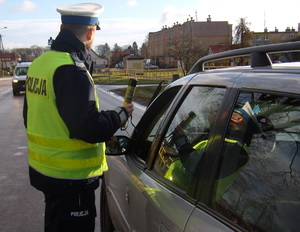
[[0, 77, 145, 232]]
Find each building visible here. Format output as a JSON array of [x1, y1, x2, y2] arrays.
[[122, 54, 144, 70], [208, 44, 230, 55], [251, 24, 300, 46], [90, 49, 107, 68], [0, 52, 21, 73], [148, 16, 232, 68]]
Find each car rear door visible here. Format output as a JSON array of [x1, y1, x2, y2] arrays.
[[185, 73, 300, 231]]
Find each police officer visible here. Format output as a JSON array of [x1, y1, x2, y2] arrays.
[[23, 3, 134, 232]]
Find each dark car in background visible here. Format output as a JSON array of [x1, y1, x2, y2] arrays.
[[102, 42, 300, 232]]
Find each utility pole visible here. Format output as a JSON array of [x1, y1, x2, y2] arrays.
[[0, 27, 7, 75], [0, 27, 7, 76], [264, 11, 266, 29]]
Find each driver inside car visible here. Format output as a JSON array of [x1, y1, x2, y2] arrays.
[[165, 102, 263, 193]]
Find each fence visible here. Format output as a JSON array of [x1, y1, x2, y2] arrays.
[[0, 70, 10, 77], [93, 68, 184, 81]]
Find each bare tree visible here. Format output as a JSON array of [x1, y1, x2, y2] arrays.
[[167, 32, 204, 75], [231, 18, 253, 65], [111, 43, 123, 65], [95, 43, 110, 56], [140, 35, 149, 59], [234, 18, 252, 48], [11, 46, 48, 61]]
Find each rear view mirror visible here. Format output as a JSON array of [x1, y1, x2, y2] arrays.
[[105, 136, 130, 156]]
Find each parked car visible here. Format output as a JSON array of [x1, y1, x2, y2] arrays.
[[145, 63, 159, 69], [102, 42, 300, 232], [115, 62, 124, 68], [12, 62, 31, 96]]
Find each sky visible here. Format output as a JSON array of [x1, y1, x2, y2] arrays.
[[0, 0, 299, 50]]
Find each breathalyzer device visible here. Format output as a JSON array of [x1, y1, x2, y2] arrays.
[[123, 78, 137, 106], [121, 78, 137, 129]]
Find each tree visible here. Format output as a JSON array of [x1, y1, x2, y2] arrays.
[[122, 45, 130, 51], [111, 43, 123, 65], [167, 32, 204, 75], [11, 46, 48, 60], [95, 43, 110, 56], [132, 41, 138, 54], [126, 45, 134, 54], [113, 43, 122, 52], [29, 45, 45, 57], [232, 18, 253, 65], [140, 36, 149, 58], [234, 18, 252, 48]]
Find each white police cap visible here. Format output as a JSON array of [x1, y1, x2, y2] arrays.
[[57, 3, 103, 30]]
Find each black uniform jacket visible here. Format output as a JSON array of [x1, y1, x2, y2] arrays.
[[23, 29, 126, 194]]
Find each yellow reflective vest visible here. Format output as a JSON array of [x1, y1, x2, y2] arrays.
[[25, 51, 108, 179], [165, 138, 248, 194]]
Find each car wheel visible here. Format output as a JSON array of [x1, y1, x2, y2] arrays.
[[100, 179, 115, 232]]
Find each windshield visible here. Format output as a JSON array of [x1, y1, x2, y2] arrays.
[[15, 67, 29, 76]]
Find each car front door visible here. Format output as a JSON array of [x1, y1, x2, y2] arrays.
[[126, 85, 230, 231]]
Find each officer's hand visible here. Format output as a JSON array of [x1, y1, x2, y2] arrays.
[[123, 103, 134, 118]]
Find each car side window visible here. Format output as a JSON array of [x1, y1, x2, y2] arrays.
[[153, 86, 227, 191], [132, 86, 181, 162], [212, 92, 300, 231]]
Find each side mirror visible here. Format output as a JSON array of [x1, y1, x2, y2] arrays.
[[105, 136, 130, 156]]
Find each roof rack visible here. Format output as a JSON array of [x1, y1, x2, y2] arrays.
[[189, 41, 300, 74]]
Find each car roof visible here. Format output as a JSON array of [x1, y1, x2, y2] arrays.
[[189, 41, 300, 73], [16, 62, 32, 68], [169, 41, 300, 95]]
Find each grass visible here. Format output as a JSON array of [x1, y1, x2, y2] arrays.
[[93, 76, 168, 85], [111, 85, 165, 106], [93, 75, 167, 106]]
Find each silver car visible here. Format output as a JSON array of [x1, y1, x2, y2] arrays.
[[102, 42, 300, 232]]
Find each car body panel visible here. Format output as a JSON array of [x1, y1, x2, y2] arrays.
[[185, 207, 234, 232], [104, 156, 131, 231], [105, 155, 232, 232], [236, 71, 300, 94]]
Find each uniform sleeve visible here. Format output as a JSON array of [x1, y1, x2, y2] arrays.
[[53, 65, 126, 143]]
